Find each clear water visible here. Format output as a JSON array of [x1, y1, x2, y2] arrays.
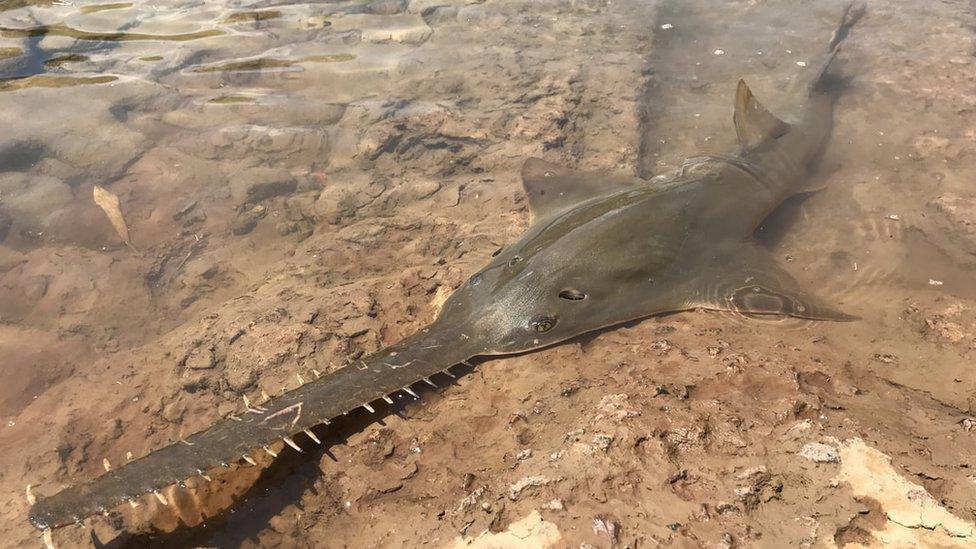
[[2, 0, 975, 547]]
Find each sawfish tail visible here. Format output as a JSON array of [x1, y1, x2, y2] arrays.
[[732, 1, 864, 198], [796, 1, 866, 97], [28, 323, 479, 531]]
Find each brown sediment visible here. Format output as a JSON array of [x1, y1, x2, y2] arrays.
[[207, 95, 257, 104], [190, 58, 296, 73], [221, 10, 282, 24], [190, 54, 355, 73], [0, 23, 223, 41], [301, 54, 356, 63], [43, 54, 89, 67], [0, 45, 20, 59], [0, 74, 117, 91]]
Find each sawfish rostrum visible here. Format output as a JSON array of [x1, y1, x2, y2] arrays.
[[29, 4, 863, 532]]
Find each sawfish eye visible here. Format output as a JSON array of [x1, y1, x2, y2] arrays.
[[530, 315, 556, 333], [558, 289, 586, 301]]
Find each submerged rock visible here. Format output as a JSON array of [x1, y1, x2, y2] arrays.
[[331, 14, 433, 44], [230, 168, 298, 207], [508, 475, 556, 500], [231, 206, 268, 236], [314, 174, 386, 223], [365, 0, 408, 15]]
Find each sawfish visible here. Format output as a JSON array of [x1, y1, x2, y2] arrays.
[[28, 4, 864, 533]]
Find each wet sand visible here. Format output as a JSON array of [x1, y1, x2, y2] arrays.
[[1, 0, 975, 547]]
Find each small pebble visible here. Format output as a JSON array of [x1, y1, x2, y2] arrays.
[[798, 442, 840, 463], [715, 502, 739, 514], [544, 498, 564, 511], [593, 434, 614, 451]]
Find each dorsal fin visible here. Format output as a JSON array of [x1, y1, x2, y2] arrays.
[[733, 80, 790, 150], [520, 158, 642, 220]]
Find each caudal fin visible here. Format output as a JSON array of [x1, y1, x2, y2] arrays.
[[802, 1, 866, 94], [827, 1, 866, 52]]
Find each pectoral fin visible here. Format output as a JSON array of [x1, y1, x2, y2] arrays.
[[692, 245, 857, 321], [733, 80, 791, 150], [521, 158, 643, 219]]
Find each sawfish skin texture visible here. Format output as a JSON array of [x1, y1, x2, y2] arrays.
[[28, 3, 863, 533]]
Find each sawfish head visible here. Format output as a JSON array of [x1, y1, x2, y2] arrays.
[[428, 159, 676, 356], [431, 256, 608, 356]]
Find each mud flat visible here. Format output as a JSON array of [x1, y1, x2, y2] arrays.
[[1, 0, 975, 547]]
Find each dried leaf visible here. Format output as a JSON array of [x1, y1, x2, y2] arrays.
[[92, 185, 130, 246]]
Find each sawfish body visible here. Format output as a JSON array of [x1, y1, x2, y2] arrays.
[[28, 4, 863, 532]]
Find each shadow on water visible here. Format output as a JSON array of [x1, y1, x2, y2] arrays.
[[635, 0, 691, 179], [753, 191, 817, 249], [0, 138, 47, 171]]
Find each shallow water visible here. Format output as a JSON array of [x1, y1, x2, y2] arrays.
[[1, 0, 975, 547]]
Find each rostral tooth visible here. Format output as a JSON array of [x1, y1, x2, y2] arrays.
[[304, 429, 321, 444], [283, 436, 302, 452]]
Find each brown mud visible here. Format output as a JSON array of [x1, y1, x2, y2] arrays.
[[1, 0, 975, 547]]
